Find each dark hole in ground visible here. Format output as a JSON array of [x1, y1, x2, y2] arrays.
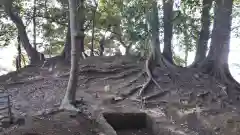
[[103, 112, 154, 135]]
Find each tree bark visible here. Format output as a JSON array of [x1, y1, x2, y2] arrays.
[[162, 0, 173, 64], [150, 1, 162, 66], [33, 0, 37, 49], [99, 36, 105, 56], [138, 0, 165, 97], [200, 0, 233, 81], [61, 22, 71, 61], [62, 20, 86, 61], [16, 35, 22, 71], [60, 0, 85, 111], [4, 0, 43, 65], [184, 33, 189, 67], [192, 0, 213, 66], [90, 9, 96, 56]]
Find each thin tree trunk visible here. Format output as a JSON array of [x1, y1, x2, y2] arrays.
[[61, 22, 71, 60], [184, 37, 189, 67], [125, 45, 131, 56], [90, 9, 96, 56], [77, 0, 85, 59], [16, 35, 22, 71], [162, 0, 173, 64], [193, 0, 213, 66], [60, 0, 85, 111], [4, 0, 42, 64], [33, 0, 37, 49], [99, 36, 104, 56], [151, 1, 162, 66], [201, 0, 233, 81]]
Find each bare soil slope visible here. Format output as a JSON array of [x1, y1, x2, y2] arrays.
[[1, 55, 240, 135]]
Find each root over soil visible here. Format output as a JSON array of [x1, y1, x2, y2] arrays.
[[0, 56, 240, 135]]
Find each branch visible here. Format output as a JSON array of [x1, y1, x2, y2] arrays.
[[232, 25, 240, 31], [96, 27, 129, 48]]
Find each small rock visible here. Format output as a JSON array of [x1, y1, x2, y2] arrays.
[[37, 110, 45, 115], [112, 96, 123, 102], [214, 127, 220, 132], [104, 85, 111, 92], [54, 103, 60, 107], [15, 104, 21, 110], [20, 112, 27, 117], [194, 74, 199, 79]]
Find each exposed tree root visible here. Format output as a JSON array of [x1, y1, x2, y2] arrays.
[[79, 66, 134, 74], [82, 77, 97, 84], [59, 99, 81, 112], [200, 61, 240, 92], [138, 54, 163, 97], [101, 68, 141, 80], [105, 63, 138, 69], [119, 72, 145, 89], [143, 90, 169, 101], [138, 77, 152, 96], [121, 85, 143, 98]]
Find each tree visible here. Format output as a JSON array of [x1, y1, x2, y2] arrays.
[[90, 0, 98, 56], [200, 0, 235, 84], [192, 0, 213, 66], [16, 35, 22, 71], [138, 0, 165, 96], [162, 0, 174, 64], [60, 0, 85, 111], [33, 0, 37, 49], [61, 21, 71, 61], [3, 0, 44, 65]]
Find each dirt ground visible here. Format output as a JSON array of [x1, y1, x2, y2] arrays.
[[0, 55, 240, 135], [3, 111, 102, 135]]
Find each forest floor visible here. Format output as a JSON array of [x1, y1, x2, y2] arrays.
[[0, 55, 240, 135]]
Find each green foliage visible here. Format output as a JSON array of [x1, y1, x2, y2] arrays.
[[0, 0, 239, 67], [12, 53, 29, 68], [173, 54, 185, 66]]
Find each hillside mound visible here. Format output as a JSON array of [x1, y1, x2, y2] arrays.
[[0, 55, 240, 135]]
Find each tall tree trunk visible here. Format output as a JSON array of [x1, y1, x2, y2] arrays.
[[33, 0, 37, 49], [16, 35, 22, 71], [151, 0, 162, 66], [184, 35, 189, 67], [90, 9, 96, 56], [4, 0, 43, 65], [138, 0, 164, 96], [99, 36, 104, 56], [62, 20, 86, 61], [162, 0, 173, 64], [125, 45, 131, 56], [76, 0, 85, 59], [192, 0, 213, 66], [61, 22, 71, 61], [60, 0, 85, 111], [201, 0, 233, 82]]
